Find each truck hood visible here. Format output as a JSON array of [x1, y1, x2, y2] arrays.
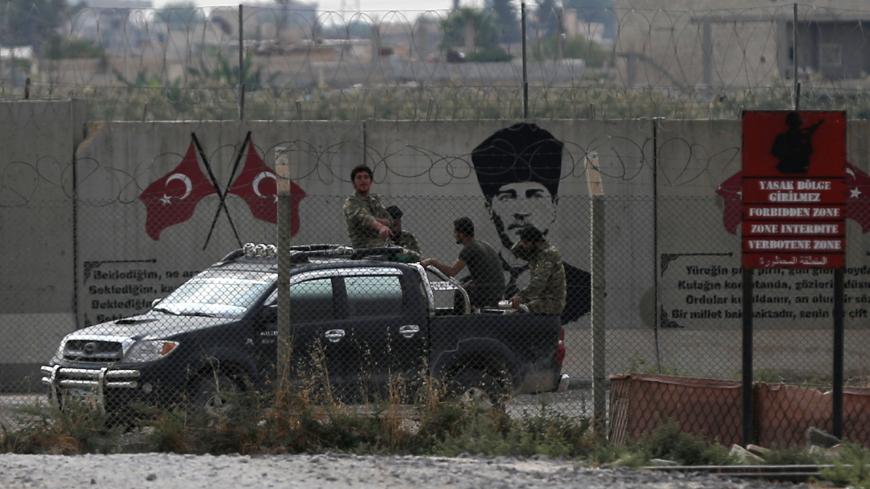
[[70, 312, 237, 341]]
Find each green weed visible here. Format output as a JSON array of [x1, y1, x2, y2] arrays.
[[820, 444, 870, 488], [0, 400, 122, 454], [637, 421, 734, 466]]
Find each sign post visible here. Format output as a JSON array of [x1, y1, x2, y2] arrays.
[[741, 110, 847, 442]]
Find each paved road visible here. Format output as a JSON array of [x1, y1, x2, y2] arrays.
[[0, 453, 808, 489]]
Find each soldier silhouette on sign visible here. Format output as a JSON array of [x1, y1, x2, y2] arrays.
[[771, 111, 824, 174]]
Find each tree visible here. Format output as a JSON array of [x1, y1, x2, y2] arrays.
[[155, 2, 205, 31], [489, 0, 519, 44], [321, 20, 372, 39], [0, 0, 74, 53], [44, 38, 106, 60], [272, 0, 321, 43], [187, 51, 278, 91], [532, 34, 606, 66], [440, 7, 499, 53], [534, 0, 560, 38], [564, 0, 615, 39]]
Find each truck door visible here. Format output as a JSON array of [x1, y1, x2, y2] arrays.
[[332, 269, 428, 400], [255, 276, 341, 393]]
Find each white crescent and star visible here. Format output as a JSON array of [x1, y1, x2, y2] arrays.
[[160, 173, 193, 205], [253, 171, 278, 203], [845, 168, 862, 199]]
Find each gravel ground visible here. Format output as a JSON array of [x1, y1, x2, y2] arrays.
[[0, 453, 813, 489]]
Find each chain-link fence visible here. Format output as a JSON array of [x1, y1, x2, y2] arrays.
[[5, 192, 870, 445], [5, 2, 870, 120], [2, 108, 870, 446]]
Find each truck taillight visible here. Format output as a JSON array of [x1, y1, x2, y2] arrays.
[[555, 327, 566, 366]]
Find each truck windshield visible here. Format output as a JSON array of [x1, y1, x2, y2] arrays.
[[155, 270, 274, 318]]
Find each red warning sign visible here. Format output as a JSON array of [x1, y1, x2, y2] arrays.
[[742, 111, 846, 269]]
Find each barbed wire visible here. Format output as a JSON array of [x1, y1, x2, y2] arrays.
[[2, 4, 870, 119]]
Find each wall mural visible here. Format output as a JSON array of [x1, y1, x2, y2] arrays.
[[72, 121, 639, 329], [469, 123, 591, 324], [138, 133, 306, 244], [8, 112, 870, 379]]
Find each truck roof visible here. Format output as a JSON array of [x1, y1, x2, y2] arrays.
[[208, 242, 421, 276]]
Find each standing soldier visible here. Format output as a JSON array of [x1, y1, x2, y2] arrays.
[[343, 165, 392, 248], [509, 225, 566, 316]]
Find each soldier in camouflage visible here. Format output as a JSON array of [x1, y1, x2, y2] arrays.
[[343, 165, 393, 248], [509, 225, 566, 316]]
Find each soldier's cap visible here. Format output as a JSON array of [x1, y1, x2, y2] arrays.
[[386, 205, 403, 220], [517, 224, 545, 243], [470, 122, 564, 201]]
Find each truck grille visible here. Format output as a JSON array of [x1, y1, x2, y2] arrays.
[[64, 340, 123, 362]]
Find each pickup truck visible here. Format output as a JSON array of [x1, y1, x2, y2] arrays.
[[42, 243, 568, 416]]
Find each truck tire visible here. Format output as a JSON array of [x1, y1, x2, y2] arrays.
[[191, 373, 243, 418], [449, 367, 509, 410]]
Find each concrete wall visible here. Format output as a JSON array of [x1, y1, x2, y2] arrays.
[[0, 101, 84, 390], [2, 112, 870, 391], [73, 119, 656, 332], [655, 119, 870, 378]]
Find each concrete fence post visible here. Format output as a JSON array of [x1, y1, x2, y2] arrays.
[[587, 151, 607, 437], [275, 145, 292, 392]]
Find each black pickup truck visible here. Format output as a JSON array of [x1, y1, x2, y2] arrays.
[[42, 244, 568, 414]]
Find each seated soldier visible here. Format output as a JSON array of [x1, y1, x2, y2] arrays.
[[421, 217, 505, 311], [509, 225, 566, 316]]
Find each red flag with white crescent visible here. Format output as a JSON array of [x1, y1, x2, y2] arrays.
[[715, 171, 743, 235], [139, 142, 217, 240], [228, 139, 306, 235], [845, 162, 870, 232], [717, 162, 870, 234]]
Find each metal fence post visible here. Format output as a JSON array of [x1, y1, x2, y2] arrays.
[[588, 152, 607, 437], [239, 4, 245, 121], [275, 145, 292, 391], [833, 267, 845, 438], [793, 3, 799, 111], [521, 0, 528, 119]]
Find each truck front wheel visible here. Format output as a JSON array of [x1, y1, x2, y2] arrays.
[[191, 373, 243, 418]]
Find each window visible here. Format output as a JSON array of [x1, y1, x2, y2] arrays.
[[158, 270, 273, 318], [290, 278, 334, 323], [345, 275, 403, 317]]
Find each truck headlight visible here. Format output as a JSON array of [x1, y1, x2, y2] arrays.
[[124, 340, 179, 363]]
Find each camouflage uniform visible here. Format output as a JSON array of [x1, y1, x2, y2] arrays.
[[393, 230, 421, 255], [512, 241, 566, 315], [343, 192, 392, 248]]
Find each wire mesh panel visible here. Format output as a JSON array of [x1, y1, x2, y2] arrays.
[[2, 111, 870, 443], [4, 4, 870, 120]]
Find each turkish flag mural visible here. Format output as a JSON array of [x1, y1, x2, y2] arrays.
[[139, 142, 217, 240], [228, 138, 306, 236], [717, 162, 870, 235], [716, 171, 743, 235], [845, 163, 870, 232]]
